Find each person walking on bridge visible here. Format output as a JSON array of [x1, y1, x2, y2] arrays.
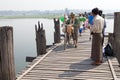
[[66, 12, 79, 48]]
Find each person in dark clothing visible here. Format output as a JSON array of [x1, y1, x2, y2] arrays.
[[99, 10, 107, 46]]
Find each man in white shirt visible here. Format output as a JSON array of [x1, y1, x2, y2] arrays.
[[90, 8, 104, 65]]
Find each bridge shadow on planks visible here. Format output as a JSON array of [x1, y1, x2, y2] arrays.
[[53, 39, 90, 52], [78, 39, 90, 43], [58, 57, 107, 78], [53, 44, 75, 52], [58, 58, 97, 78]]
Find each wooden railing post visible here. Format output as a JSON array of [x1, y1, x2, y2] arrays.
[[0, 26, 15, 80], [108, 33, 114, 48], [53, 18, 60, 43], [113, 12, 120, 65], [35, 21, 46, 56]]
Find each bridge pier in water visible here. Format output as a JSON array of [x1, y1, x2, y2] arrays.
[[113, 12, 120, 65], [53, 18, 61, 44], [0, 26, 16, 80], [35, 21, 46, 56]]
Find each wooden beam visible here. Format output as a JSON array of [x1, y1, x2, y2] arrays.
[[107, 56, 118, 80]]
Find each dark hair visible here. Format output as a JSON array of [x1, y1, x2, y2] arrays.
[[70, 12, 75, 16], [92, 8, 99, 15], [99, 10, 103, 16]]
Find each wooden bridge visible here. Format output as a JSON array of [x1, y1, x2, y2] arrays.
[[16, 30, 120, 80], [1, 13, 120, 80]]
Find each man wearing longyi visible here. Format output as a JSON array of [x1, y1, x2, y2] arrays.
[[90, 8, 104, 65]]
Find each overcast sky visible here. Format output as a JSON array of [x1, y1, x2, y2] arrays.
[[0, 0, 120, 11]]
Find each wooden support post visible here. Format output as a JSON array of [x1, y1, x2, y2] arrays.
[[0, 26, 15, 80], [113, 12, 120, 64], [108, 33, 114, 50], [35, 21, 46, 56], [26, 56, 36, 62], [53, 18, 60, 43]]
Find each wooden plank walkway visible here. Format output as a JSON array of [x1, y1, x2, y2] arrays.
[[109, 57, 120, 79], [17, 30, 120, 80]]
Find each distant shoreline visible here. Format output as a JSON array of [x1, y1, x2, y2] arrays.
[[0, 14, 114, 19], [105, 15, 114, 19], [0, 14, 62, 19]]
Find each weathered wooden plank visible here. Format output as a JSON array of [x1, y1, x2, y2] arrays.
[[27, 71, 112, 75], [24, 74, 112, 78], [40, 61, 108, 65], [22, 76, 113, 80], [107, 56, 118, 80], [22, 74, 113, 80], [109, 56, 120, 79], [30, 69, 110, 74]]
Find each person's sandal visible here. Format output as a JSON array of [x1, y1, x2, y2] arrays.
[[91, 61, 101, 65], [75, 45, 77, 48]]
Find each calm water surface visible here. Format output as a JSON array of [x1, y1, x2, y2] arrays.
[[0, 18, 114, 74]]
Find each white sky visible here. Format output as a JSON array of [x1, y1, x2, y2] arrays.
[[0, 0, 120, 11]]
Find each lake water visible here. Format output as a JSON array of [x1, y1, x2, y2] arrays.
[[0, 18, 114, 74]]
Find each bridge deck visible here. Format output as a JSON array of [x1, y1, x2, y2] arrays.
[[17, 30, 119, 80]]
